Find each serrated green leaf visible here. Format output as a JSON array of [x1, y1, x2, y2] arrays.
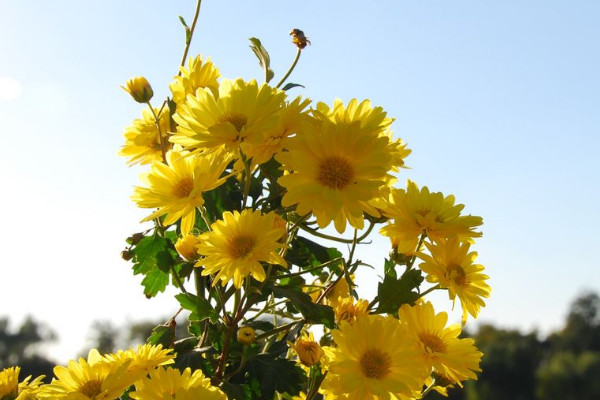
[[147, 323, 176, 347], [383, 258, 397, 279], [272, 286, 335, 328], [141, 268, 169, 297], [249, 37, 275, 83], [132, 234, 168, 275], [156, 250, 174, 273], [221, 382, 251, 400], [376, 269, 424, 314], [175, 293, 219, 323], [281, 83, 305, 91], [243, 354, 305, 399]]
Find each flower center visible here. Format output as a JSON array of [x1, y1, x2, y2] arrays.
[[419, 332, 447, 353], [173, 177, 194, 199], [218, 112, 248, 132], [446, 264, 467, 286], [317, 156, 354, 190], [230, 235, 256, 259], [79, 379, 103, 398], [359, 348, 391, 380]]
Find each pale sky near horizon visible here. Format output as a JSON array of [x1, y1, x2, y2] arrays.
[[1, 0, 599, 363]]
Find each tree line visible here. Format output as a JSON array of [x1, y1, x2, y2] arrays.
[[2, 291, 599, 399]]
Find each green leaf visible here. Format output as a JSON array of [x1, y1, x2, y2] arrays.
[[156, 250, 174, 273], [376, 269, 424, 314], [131, 234, 169, 275], [178, 15, 189, 28], [272, 286, 335, 328], [204, 176, 242, 220], [249, 37, 275, 83], [175, 293, 219, 323], [286, 236, 343, 274], [221, 382, 252, 400], [141, 268, 169, 297], [243, 354, 305, 399], [147, 323, 176, 348], [281, 83, 305, 91]]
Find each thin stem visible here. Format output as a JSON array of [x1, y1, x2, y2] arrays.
[[254, 320, 301, 341], [278, 257, 344, 279], [178, 0, 203, 75], [147, 101, 167, 163], [298, 220, 376, 244], [419, 284, 442, 298], [407, 233, 427, 269], [276, 48, 302, 89], [170, 264, 188, 294]]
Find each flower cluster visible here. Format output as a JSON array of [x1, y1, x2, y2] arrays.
[[0, 345, 225, 400], [114, 13, 492, 398], [4, 4, 490, 400]]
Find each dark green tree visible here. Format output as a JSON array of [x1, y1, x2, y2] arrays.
[[536, 351, 600, 400], [0, 316, 57, 382]]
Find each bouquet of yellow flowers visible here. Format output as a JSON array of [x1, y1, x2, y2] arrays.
[[1, 3, 490, 400]]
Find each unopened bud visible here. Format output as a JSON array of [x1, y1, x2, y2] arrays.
[[290, 29, 311, 49], [121, 249, 134, 261], [121, 76, 154, 103], [289, 333, 323, 367], [237, 326, 256, 345], [127, 232, 144, 246]]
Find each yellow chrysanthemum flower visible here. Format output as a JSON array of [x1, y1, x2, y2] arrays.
[[313, 98, 393, 135], [171, 78, 286, 158], [321, 314, 429, 399], [129, 367, 226, 400], [175, 234, 202, 261], [132, 149, 227, 235], [380, 180, 483, 254], [277, 111, 398, 233], [38, 349, 134, 400], [170, 55, 220, 108], [102, 344, 175, 378], [243, 96, 311, 165], [289, 332, 324, 367], [196, 209, 287, 288], [0, 367, 19, 400], [334, 297, 369, 325], [0, 367, 44, 400], [417, 239, 491, 323], [399, 301, 482, 384], [314, 98, 410, 179], [118, 107, 171, 166]]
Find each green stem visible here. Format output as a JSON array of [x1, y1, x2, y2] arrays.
[[299, 220, 376, 244], [276, 48, 302, 89], [419, 284, 442, 298], [178, 0, 203, 75], [254, 320, 301, 341], [146, 101, 167, 163], [407, 233, 427, 269], [278, 257, 344, 279]]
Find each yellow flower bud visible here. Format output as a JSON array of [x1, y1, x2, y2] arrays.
[[290, 333, 323, 367], [237, 326, 256, 344], [290, 29, 311, 49], [175, 234, 201, 262], [122, 76, 154, 103]]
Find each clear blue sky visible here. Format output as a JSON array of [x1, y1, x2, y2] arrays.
[[1, 0, 599, 362]]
